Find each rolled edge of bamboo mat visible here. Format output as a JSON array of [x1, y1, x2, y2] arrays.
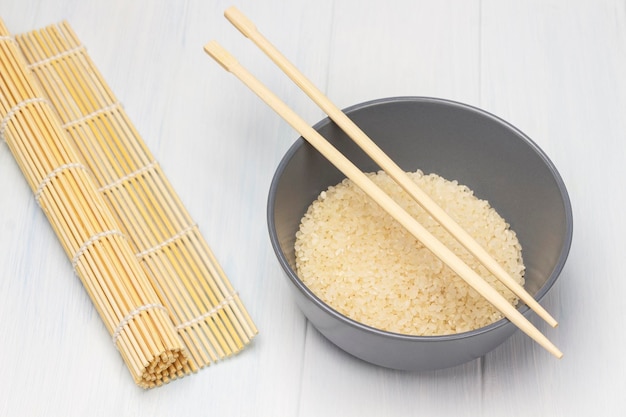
[[15, 21, 258, 371], [0, 18, 190, 388]]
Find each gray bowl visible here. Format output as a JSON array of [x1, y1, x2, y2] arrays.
[[267, 96, 572, 370]]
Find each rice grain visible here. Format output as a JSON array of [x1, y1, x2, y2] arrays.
[[294, 170, 524, 336]]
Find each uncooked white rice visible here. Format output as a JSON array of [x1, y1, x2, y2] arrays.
[[294, 170, 525, 336]]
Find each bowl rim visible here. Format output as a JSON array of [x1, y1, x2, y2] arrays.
[[267, 95, 573, 342]]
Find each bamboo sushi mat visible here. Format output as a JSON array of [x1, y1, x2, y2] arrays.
[[0, 19, 257, 388]]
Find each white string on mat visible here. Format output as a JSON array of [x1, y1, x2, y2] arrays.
[[26, 44, 86, 70], [0, 35, 17, 44], [175, 292, 239, 331], [34, 162, 90, 204], [0, 97, 48, 143], [112, 303, 168, 347], [98, 160, 158, 193], [71, 229, 126, 270], [135, 223, 198, 259], [61, 101, 122, 130]]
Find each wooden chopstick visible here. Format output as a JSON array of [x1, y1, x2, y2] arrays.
[[203, 40, 562, 359], [222, 6, 558, 329]]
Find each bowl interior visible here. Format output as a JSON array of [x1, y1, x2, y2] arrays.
[[269, 96, 572, 332]]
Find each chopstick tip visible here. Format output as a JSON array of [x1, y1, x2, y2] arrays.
[[224, 5, 239, 16], [547, 341, 563, 359], [203, 40, 237, 72], [224, 6, 257, 38]]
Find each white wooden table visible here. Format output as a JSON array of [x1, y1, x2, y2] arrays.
[[1, 1, 624, 415]]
